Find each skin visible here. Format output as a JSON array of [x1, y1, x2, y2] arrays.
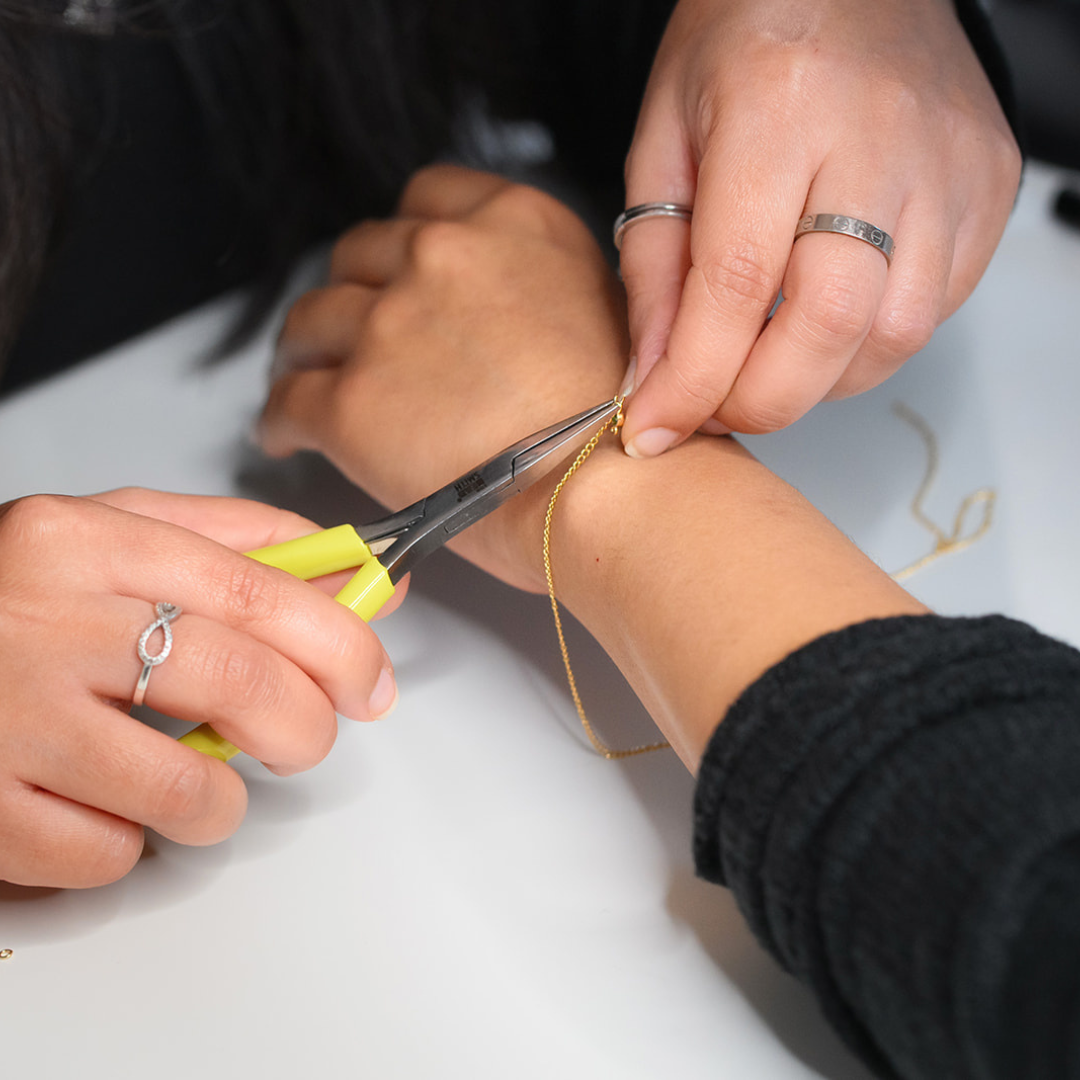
[[619, 0, 1022, 451], [260, 165, 928, 772], [5, 0, 1011, 888], [0, 489, 400, 889]]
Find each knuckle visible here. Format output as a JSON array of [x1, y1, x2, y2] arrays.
[[333, 601, 386, 673], [278, 286, 330, 342], [695, 86, 722, 142], [101, 485, 145, 507], [872, 304, 936, 359], [737, 43, 819, 115], [487, 182, 564, 226], [800, 273, 875, 345], [665, 351, 727, 413], [985, 127, 1023, 191], [874, 80, 923, 130], [80, 820, 145, 887], [320, 621, 366, 673], [697, 244, 778, 314], [327, 222, 371, 277], [409, 220, 472, 272], [0, 786, 144, 889], [147, 754, 216, 827], [204, 643, 286, 720], [999, 133, 1023, 183], [726, 393, 801, 435], [398, 164, 445, 209], [487, 181, 542, 213], [362, 286, 414, 346], [198, 640, 337, 770], [211, 559, 281, 629], [0, 493, 78, 548]]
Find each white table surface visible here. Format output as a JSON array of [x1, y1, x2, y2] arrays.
[[1, 163, 1077, 1080]]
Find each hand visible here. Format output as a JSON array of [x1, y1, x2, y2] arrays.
[[260, 165, 628, 593], [0, 488, 398, 888], [260, 165, 927, 770], [619, 0, 1021, 450]]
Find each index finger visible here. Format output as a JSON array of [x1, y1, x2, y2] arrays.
[[622, 136, 810, 455], [91, 489, 322, 553], [92, 488, 406, 617], [70, 499, 392, 723]]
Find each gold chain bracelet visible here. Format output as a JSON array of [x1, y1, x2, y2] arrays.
[[542, 396, 670, 760]]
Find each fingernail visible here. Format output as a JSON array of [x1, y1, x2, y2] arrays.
[[624, 427, 680, 459], [265, 762, 300, 778], [699, 418, 732, 436], [368, 667, 399, 720], [619, 356, 638, 398]]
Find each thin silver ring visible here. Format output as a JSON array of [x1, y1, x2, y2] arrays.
[[794, 213, 895, 264], [131, 602, 182, 710], [614, 202, 693, 250]]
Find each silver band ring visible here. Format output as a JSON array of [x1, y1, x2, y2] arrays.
[[794, 214, 894, 264], [131, 602, 182, 709], [614, 202, 693, 250]]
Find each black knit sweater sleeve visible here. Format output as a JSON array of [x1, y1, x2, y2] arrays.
[[693, 614, 1080, 1080]]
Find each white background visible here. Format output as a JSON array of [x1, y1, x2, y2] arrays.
[[0, 163, 1077, 1079]]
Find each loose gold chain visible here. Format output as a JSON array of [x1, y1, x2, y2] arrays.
[[542, 396, 670, 760], [889, 402, 996, 582]]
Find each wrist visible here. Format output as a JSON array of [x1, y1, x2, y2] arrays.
[[468, 436, 617, 597], [452, 400, 627, 595], [527, 433, 929, 770]]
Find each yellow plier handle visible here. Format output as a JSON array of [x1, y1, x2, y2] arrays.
[[176, 524, 396, 762]]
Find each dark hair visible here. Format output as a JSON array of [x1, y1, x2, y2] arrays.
[[0, 0, 671, 383], [0, 6, 83, 364]]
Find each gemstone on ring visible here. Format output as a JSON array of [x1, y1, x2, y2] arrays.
[[131, 601, 182, 710]]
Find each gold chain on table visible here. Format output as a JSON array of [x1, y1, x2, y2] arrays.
[[542, 396, 670, 760], [889, 402, 996, 582]]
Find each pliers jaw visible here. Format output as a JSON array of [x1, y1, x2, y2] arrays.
[[367, 398, 621, 584]]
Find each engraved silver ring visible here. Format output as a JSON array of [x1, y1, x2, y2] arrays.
[[794, 214, 895, 264], [131, 602, 182, 710], [613, 203, 693, 250]]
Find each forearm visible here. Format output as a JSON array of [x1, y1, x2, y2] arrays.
[[532, 433, 927, 771]]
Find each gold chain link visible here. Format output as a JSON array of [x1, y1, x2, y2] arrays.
[[889, 402, 996, 582], [542, 396, 670, 760]]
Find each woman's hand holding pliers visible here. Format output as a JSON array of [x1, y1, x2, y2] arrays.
[[0, 489, 398, 888]]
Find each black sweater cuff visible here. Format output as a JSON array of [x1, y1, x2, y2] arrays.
[[693, 614, 1080, 1079]]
